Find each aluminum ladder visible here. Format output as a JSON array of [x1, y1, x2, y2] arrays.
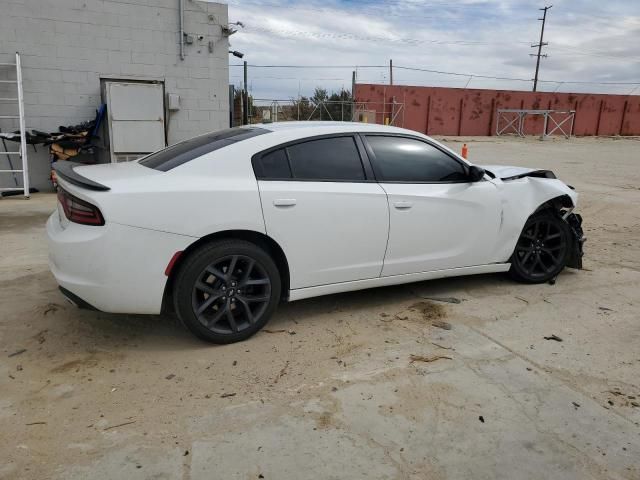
[[0, 52, 29, 198]]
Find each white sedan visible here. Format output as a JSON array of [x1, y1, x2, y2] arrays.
[[48, 122, 584, 343]]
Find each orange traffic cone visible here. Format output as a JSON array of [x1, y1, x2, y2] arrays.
[[461, 143, 468, 159]]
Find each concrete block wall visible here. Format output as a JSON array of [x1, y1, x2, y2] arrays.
[[0, 0, 229, 192]]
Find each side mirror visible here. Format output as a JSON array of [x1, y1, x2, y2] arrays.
[[468, 165, 485, 182]]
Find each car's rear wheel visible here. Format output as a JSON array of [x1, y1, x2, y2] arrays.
[[510, 211, 571, 283], [174, 240, 281, 343]]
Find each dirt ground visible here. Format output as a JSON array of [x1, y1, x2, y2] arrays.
[[1, 136, 639, 480]]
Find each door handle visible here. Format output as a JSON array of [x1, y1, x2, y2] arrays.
[[273, 198, 297, 207], [393, 201, 413, 209]]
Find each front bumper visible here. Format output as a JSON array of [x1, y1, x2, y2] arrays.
[[565, 213, 585, 270], [47, 212, 194, 314]]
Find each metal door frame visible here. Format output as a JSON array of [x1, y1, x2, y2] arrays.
[[100, 78, 166, 163]]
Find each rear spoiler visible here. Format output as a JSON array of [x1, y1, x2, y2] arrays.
[[53, 162, 110, 191]]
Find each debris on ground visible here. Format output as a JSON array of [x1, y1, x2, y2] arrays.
[[220, 392, 236, 398], [572, 402, 580, 409], [432, 320, 452, 330], [543, 334, 563, 342], [515, 296, 529, 304], [409, 354, 453, 363], [274, 361, 289, 384], [431, 342, 454, 350], [409, 301, 447, 321], [478, 416, 485, 423], [8, 348, 26, 358], [42, 304, 59, 316], [25, 421, 46, 426], [287, 329, 296, 335], [264, 329, 286, 334], [34, 330, 47, 344], [165, 374, 175, 380], [103, 420, 136, 431], [420, 296, 463, 304], [598, 306, 613, 311]]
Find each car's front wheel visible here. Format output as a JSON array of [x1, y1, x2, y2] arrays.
[[174, 240, 281, 343], [510, 211, 571, 283]]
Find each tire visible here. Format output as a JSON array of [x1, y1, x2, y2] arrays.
[[509, 210, 572, 284], [173, 239, 281, 344]]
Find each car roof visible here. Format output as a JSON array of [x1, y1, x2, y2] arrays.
[[251, 121, 417, 136]]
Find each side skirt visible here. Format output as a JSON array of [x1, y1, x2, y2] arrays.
[[288, 263, 511, 302]]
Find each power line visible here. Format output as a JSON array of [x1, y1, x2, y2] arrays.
[[230, 63, 640, 86], [531, 5, 552, 92], [236, 23, 640, 62], [230, 64, 387, 69], [393, 65, 532, 82]]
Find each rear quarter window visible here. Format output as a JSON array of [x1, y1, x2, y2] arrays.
[[139, 127, 269, 172]]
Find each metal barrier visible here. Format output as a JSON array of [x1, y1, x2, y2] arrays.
[[496, 109, 576, 139]]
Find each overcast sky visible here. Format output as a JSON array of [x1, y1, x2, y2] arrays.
[[222, 0, 640, 99]]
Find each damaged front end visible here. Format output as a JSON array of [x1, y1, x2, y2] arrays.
[[564, 212, 585, 270]]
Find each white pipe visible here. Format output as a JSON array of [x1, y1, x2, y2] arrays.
[[179, 0, 184, 60]]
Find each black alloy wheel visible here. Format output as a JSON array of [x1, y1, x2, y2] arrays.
[[192, 254, 271, 334], [174, 240, 281, 343], [510, 211, 571, 283]]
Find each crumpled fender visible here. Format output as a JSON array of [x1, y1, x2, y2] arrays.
[[489, 176, 578, 262], [482, 164, 556, 180]]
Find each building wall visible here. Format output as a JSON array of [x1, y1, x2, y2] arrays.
[[355, 83, 640, 137], [0, 0, 229, 192]]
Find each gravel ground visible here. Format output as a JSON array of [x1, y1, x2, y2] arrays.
[[1, 136, 639, 480]]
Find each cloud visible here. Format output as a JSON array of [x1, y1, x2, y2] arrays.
[[219, 0, 640, 98]]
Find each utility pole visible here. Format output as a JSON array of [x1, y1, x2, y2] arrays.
[[242, 60, 249, 125], [351, 70, 356, 99], [389, 59, 393, 85], [351, 70, 356, 121], [531, 5, 552, 92]]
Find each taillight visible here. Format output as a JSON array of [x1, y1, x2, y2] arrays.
[[57, 187, 105, 226]]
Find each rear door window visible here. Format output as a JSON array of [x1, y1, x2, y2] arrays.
[[139, 127, 269, 171], [255, 136, 365, 181], [286, 136, 365, 181]]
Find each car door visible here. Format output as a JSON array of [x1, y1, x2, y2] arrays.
[[362, 134, 502, 277], [254, 135, 389, 289]]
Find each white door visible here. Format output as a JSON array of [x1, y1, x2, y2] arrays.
[[105, 82, 165, 162], [255, 136, 389, 289], [362, 135, 502, 276]]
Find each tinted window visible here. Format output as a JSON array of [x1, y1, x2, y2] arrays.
[[286, 137, 365, 181], [139, 127, 269, 171], [260, 148, 292, 178], [366, 136, 467, 182]]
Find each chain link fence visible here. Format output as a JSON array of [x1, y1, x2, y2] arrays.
[[242, 99, 405, 127]]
